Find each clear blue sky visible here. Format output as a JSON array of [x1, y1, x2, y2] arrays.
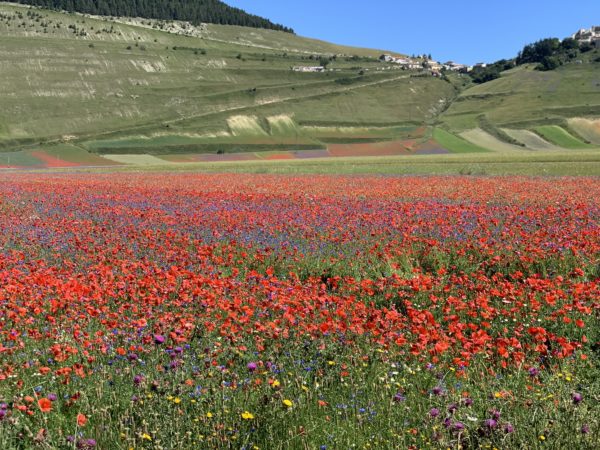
[[226, 0, 600, 64]]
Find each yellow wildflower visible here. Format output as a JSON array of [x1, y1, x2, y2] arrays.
[[241, 411, 255, 420], [283, 399, 293, 407]]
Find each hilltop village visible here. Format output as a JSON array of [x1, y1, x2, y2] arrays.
[[572, 25, 600, 46], [292, 54, 476, 77], [293, 25, 599, 76]]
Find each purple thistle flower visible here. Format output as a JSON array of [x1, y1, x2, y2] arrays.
[[484, 419, 498, 429], [572, 392, 583, 405], [429, 408, 440, 418], [528, 367, 539, 377], [0, 410, 6, 420], [432, 386, 444, 396], [463, 397, 473, 407], [77, 438, 97, 449], [133, 375, 143, 385], [581, 424, 590, 435], [503, 423, 515, 434], [453, 421, 465, 432], [47, 393, 57, 402], [393, 392, 406, 402], [153, 334, 165, 345], [448, 403, 458, 414], [247, 362, 257, 372], [491, 409, 501, 420]]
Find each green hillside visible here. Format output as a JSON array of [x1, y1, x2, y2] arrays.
[[441, 56, 600, 131], [0, 2, 599, 164], [0, 2, 442, 157]]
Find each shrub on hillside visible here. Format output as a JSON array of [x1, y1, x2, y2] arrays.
[[536, 56, 561, 71]]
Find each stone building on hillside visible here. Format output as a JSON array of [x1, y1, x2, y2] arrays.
[[572, 26, 600, 44], [291, 66, 325, 73]]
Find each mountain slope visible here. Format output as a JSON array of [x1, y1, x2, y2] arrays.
[[441, 55, 600, 133], [10, 0, 293, 32], [0, 2, 598, 164], [0, 3, 443, 157]]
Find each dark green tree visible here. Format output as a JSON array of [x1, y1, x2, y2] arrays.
[[11, 0, 294, 32]]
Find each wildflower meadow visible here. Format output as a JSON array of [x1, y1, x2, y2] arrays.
[[0, 173, 598, 449]]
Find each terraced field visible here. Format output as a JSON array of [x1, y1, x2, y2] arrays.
[[534, 125, 598, 149], [460, 129, 529, 153], [502, 129, 562, 151], [568, 118, 600, 145]]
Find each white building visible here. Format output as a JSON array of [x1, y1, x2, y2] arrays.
[[572, 26, 600, 43], [443, 61, 467, 72], [380, 54, 424, 69], [292, 66, 325, 73]]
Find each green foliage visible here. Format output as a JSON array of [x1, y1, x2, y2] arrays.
[[11, 0, 294, 32], [469, 59, 514, 84], [334, 76, 364, 85], [536, 56, 561, 71], [515, 37, 586, 71], [580, 42, 594, 53], [469, 66, 501, 84], [319, 57, 331, 68], [517, 38, 561, 64], [560, 37, 580, 50]]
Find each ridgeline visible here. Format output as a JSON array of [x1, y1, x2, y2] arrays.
[[10, 0, 294, 32]]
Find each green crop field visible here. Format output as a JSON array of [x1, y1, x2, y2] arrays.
[[432, 128, 491, 153], [534, 125, 597, 149], [36, 149, 600, 176]]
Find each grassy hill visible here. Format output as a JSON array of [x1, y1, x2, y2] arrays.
[[0, 3, 453, 157], [440, 55, 600, 149], [0, 2, 599, 167]]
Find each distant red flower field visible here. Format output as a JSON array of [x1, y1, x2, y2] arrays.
[[0, 174, 598, 449]]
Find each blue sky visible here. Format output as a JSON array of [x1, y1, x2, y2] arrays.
[[226, 0, 600, 64]]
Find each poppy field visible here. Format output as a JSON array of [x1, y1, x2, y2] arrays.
[[0, 173, 599, 449]]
